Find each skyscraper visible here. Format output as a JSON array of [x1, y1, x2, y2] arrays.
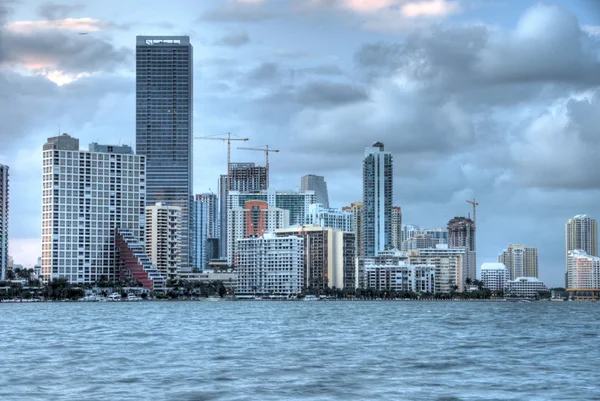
[[391, 206, 402, 250], [194, 193, 219, 269], [448, 216, 476, 282], [342, 202, 364, 258], [362, 142, 393, 256], [41, 134, 146, 284], [136, 36, 193, 268], [218, 163, 267, 257], [0, 164, 8, 281], [301, 174, 329, 208], [146, 203, 182, 280], [566, 214, 598, 286], [498, 244, 538, 279]]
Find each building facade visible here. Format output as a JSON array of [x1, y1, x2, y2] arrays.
[[276, 225, 356, 291], [146, 203, 182, 280], [391, 206, 402, 250], [498, 244, 538, 279], [136, 36, 193, 268], [300, 174, 329, 208], [227, 190, 315, 227], [566, 215, 598, 286], [41, 134, 146, 284], [480, 263, 509, 292], [194, 193, 218, 270], [363, 142, 393, 256], [305, 203, 354, 233], [227, 200, 289, 266], [219, 164, 268, 258], [448, 217, 476, 281], [236, 234, 304, 297], [408, 245, 466, 293], [342, 202, 364, 258], [360, 261, 435, 294], [0, 164, 7, 281], [567, 250, 600, 290], [506, 277, 549, 298]]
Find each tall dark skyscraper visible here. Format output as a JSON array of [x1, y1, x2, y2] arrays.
[[362, 142, 393, 256], [136, 36, 193, 267]]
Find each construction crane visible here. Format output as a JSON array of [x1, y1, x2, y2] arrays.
[[466, 198, 479, 227], [237, 145, 280, 189], [195, 133, 249, 191]]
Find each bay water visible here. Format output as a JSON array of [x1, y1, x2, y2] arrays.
[[1, 301, 598, 400]]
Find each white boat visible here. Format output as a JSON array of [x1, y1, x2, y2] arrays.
[[303, 295, 318, 301], [107, 293, 121, 301], [126, 294, 142, 301]]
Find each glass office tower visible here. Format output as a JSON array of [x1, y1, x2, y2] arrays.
[[136, 36, 193, 267]]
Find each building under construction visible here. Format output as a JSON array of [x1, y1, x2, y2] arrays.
[[448, 216, 476, 282], [218, 163, 268, 258]]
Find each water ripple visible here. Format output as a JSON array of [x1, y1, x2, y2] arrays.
[[1, 302, 599, 400]]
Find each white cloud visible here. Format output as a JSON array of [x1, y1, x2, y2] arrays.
[[401, 0, 461, 18], [6, 17, 113, 33]]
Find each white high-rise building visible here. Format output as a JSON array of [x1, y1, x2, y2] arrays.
[[566, 215, 598, 286], [480, 263, 509, 292], [305, 203, 354, 233], [146, 203, 182, 280], [41, 134, 146, 284], [567, 250, 600, 290], [0, 164, 8, 281], [391, 206, 402, 250], [227, 200, 289, 266], [363, 142, 393, 256], [236, 234, 304, 296]]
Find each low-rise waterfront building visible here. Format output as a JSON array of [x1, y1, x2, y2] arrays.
[[360, 258, 435, 293], [505, 277, 548, 298]]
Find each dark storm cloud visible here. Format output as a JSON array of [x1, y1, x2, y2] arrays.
[[294, 81, 368, 106], [215, 31, 250, 47], [0, 29, 130, 73], [200, 2, 277, 23], [245, 61, 281, 83], [37, 2, 84, 20]]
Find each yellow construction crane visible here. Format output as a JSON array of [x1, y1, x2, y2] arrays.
[[195, 133, 249, 191], [237, 145, 280, 189], [466, 198, 479, 227]]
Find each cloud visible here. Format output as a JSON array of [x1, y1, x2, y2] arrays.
[[5, 18, 113, 33], [215, 31, 251, 47], [401, 0, 461, 18], [37, 2, 85, 20], [0, 21, 130, 84], [200, 0, 277, 22], [582, 25, 600, 37]]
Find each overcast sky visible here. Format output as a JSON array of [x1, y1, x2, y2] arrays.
[[1, 0, 600, 286]]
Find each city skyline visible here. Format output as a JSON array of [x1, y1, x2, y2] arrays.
[[2, 0, 600, 287]]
